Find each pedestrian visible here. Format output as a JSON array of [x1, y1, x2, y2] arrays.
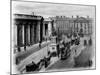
[[89, 37, 92, 46], [39, 41, 41, 48], [57, 44, 60, 57], [46, 38, 47, 41], [75, 49, 77, 55]]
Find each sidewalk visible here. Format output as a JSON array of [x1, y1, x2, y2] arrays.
[[15, 41, 50, 64], [17, 45, 50, 72]]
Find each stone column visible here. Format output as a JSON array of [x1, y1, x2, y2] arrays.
[[22, 24, 24, 46], [14, 22, 17, 53], [24, 23, 28, 51], [28, 23, 30, 46], [84, 23, 86, 35], [17, 24, 20, 52], [43, 23, 45, 39], [40, 21, 43, 42], [78, 22, 80, 33], [30, 23, 34, 45], [88, 21, 89, 34], [72, 22, 74, 33], [82, 22, 85, 34], [30, 24, 32, 45], [74, 22, 75, 33], [37, 21, 40, 42], [80, 22, 83, 34], [48, 22, 52, 37], [77, 22, 78, 33], [75, 22, 77, 33], [24, 24, 26, 51], [82, 22, 83, 34], [86, 23, 88, 35], [34, 22, 37, 43], [17, 22, 23, 52], [90, 22, 92, 34]]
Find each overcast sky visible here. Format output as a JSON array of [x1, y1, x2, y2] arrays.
[[12, 1, 95, 18]]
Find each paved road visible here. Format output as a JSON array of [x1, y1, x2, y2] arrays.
[[46, 44, 83, 70], [74, 45, 94, 67], [46, 45, 93, 71]]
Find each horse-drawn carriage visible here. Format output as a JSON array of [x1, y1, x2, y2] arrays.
[[25, 55, 51, 72], [48, 36, 58, 57]]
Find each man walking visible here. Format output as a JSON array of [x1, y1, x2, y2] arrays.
[[39, 40, 42, 48]]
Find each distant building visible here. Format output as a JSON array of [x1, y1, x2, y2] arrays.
[[50, 16, 93, 35], [70, 16, 93, 35]]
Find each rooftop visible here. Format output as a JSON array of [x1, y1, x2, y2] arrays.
[[14, 14, 43, 20]]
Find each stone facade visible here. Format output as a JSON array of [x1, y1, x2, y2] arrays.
[[51, 16, 93, 35], [14, 14, 44, 52]]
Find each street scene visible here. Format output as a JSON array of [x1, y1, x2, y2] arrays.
[[12, 1, 95, 74]]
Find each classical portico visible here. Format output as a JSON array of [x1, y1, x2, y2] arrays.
[[14, 14, 44, 52]]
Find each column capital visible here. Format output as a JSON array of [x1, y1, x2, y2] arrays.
[[15, 21, 22, 25], [24, 22, 27, 25]]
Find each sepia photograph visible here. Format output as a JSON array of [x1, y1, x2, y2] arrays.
[[11, 0, 96, 74]]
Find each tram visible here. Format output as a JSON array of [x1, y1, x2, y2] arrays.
[[59, 41, 71, 60], [59, 34, 80, 60]]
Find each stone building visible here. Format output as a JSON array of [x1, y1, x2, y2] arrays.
[[50, 16, 93, 35], [13, 14, 44, 52], [43, 18, 53, 40], [69, 16, 93, 35]]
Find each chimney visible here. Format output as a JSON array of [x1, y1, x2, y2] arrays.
[[72, 15, 73, 18], [56, 16, 59, 19], [87, 16, 89, 19], [63, 16, 66, 18], [76, 15, 79, 18], [32, 12, 34, 15], [61, 16, 62, 18]]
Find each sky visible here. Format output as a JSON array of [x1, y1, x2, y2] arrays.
[[12, 1, 95, 18]]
